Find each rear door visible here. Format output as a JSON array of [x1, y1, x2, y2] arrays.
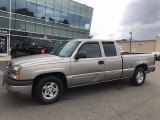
[[102, 42, 122, 80], [71, 41, 105, 86]]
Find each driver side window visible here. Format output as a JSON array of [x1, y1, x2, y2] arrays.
[[78, 42, 102, 58]]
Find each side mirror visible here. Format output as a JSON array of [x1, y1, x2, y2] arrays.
[[75, 52, 87, 60]]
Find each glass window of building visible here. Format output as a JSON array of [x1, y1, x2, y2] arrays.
[[61, 5, 68, 12], [79, 32, 84, 38], [61, 11, 68, 24], [85, 17, 91, 30], [37, 0, 45, 5], [87, 7, 93, 16], [11, 0, 16, 12], [60, 28, 66, 37], [15, 20, 26, 31], [62, 0, 68, 7], [81, 5, 86, 13], [45, 26, 52, 35], [75, 3, 81, 12], [0, 10, 9, 17], [27, 1, 37, 17], [46, 1, 53, 8], [37, 4, 45, 19], [36, 24, 44, 33], [74, 15, 80, 27], [53, 4, 61, 10], [55, 0, 61, 6], [69, 0, 75, 10], [54, 9, 61, 22], [68, 13, 74, 26], [73, 31, 79, 38], [67, 30, 72, 38], [26, 22, 36, 33], [84, 32, 89, 38], [53, 27, 59, 36], [0, 17, 9, 28], [11, 19, 15, 29], [15, 0, 27, 15], [46, 7, 54, 21], [0, 0, 10, 12], [80, 16, 85, 28]]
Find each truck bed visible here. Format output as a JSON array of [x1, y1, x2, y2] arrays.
[[121, 53, 155, 78]]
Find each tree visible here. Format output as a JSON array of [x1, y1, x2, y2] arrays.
[[0, 7, 7, 11], [62, 19, 69, 25]]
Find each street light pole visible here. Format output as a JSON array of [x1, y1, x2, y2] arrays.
[[8, 0, 11, 55], [129, 32, 132, 52]]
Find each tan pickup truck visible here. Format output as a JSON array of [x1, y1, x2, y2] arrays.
[[3, 39, 156, 104]]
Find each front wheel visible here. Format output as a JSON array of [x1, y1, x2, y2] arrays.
[[130, 68, 146, 86], [34, 76, 64, 104]]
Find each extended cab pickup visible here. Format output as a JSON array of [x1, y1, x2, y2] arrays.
[[3, 39, 156, 104]]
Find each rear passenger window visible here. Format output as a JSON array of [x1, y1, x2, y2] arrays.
[[78, 42, 102, 58], [102, 42, 117, 57]]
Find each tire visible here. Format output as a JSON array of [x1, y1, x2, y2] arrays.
[[130, 68, 146, 86], [34, 76, 64, 104]]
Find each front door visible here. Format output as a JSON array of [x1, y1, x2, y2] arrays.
[[71, 42, 105, 86], [0, 35, 8, 56]]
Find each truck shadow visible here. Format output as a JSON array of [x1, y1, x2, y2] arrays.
[[2, 79, 139, 107], [63, 79, 131, 100]]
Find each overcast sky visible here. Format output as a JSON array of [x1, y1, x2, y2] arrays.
[[75, 0, 160, 40]]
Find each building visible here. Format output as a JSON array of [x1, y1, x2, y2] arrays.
[[117, 37, 160, 53], [0, 0, 93, 56]]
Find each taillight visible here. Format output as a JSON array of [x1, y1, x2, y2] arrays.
[[41, 48, 46, 54]]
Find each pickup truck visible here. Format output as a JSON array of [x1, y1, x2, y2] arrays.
[[3, 39, 156, 104]]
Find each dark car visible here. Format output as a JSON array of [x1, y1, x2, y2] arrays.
[[11, 39, 54, 58], [152, 52, 160, 61], [0, 37, 7, 53]]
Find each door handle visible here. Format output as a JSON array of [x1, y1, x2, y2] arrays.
[[98, 61, 104, 65]]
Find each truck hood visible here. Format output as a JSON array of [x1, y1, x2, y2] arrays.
[[11, 54, 65, 67]]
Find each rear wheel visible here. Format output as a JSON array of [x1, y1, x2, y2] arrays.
[[130, 68, 146, 86], [34, 76, 64, 104]]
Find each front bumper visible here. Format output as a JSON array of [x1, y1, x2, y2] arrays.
[[3, 73, 33, 97]]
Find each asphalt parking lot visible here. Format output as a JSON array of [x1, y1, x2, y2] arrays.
[[0, 61, 160, 120]]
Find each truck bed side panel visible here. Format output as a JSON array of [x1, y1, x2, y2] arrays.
[[122, 54, 155, 78]]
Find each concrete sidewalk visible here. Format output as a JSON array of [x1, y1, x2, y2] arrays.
[[0, 56, 11, 62]]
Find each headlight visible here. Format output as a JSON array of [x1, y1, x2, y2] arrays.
[[11, 65, 22, 80]]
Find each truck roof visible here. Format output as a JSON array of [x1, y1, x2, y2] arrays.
[[71, 39, 116, 42]]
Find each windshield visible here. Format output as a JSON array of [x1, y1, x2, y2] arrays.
[[50, 41, 80, 57]]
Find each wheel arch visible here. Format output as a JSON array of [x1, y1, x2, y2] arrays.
[[135, 63, 148, 72], [32, 72, 68, 91]]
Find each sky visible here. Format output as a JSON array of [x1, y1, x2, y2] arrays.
[[75, 0, 160, 40]]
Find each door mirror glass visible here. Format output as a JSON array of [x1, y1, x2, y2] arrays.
[[75, 52, 87, 60]]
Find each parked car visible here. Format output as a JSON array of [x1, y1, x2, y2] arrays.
[[3, 39, 156, 104], [11, 39, 54, 58], [152, 52, 160, 61], [0, 37, 7, 53]]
